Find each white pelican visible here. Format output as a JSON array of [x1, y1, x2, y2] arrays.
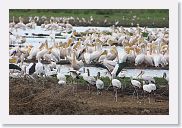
[[135, 53, 145, 66], [51, 46, 61, 62], [36, 41, 49, 62], [70, 50, 84, 70], [144, 55, 154, 66], [106, 45, 119, 61], [27, 46, 40, 60]]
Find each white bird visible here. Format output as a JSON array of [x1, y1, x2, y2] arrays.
[[69, 69, 81, 93], [130, 77, 141, 99], [163, 72, 169, 83], [96, 72, 104, 95], [56, 66, 66, 85], [142, 81, 156, 103], [83, 68, 96, 94], [27, 46, 40, 60], [135, 53, 145, 66], [137, 70, 155, 84], [36, 41, 49, 62], [112, 78, 122, 102], [35, 62, 45, 76]]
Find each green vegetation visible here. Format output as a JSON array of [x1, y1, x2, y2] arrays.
[[64, 75, 168, 88], [9, 9, 169, 27]]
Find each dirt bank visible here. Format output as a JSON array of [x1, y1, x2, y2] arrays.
[[9, 77, 169, 115]]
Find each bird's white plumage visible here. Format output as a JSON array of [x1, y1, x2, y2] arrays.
[[112, 79, 121, 88], [135, 53, 145, 65], [131, 79, 141, 88], [143, 84, 152, 93], [58, 80, 66, 85], [148, 83, 156, 91], [57, 66, 66, 85], [85, 76, 96, 85], [96, 79, 104, 90], [35, 62, 44, 76]]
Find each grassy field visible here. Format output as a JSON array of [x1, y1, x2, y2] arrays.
[[9, 9, 169, 27]]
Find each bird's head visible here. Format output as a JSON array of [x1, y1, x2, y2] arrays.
[[137, 70, 144, 78], [97, 72, 101, 79], [163, 72, 167, 79]]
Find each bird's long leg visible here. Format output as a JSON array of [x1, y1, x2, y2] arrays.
[[100, 90, 102, 95], [148, 93, 151, 104], [75, 79, 78, 94], [89, 85, 91, 94], [123, 78, 126, 89], [115, 88, 118, 102], [72, 85, 75, 94], [142, 91, 145, 99], [106, 85, 112, 90], [136, 88, 139, 99], [121, 85, 124, 92], [96, 89, 99, 95], [132, 87, 136, 99], [71, 78, 73, 84], [106, 81, 112, 90], [153, 91, 156, 99]]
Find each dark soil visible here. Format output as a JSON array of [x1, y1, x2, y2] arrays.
[[9, 77, 169, 115]]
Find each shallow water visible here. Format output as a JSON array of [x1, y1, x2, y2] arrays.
[[57, 65, 168, 78]]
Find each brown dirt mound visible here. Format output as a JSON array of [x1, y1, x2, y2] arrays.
[[9, 77, 169, 115]]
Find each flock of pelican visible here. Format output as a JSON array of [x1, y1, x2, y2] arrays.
[[9, 16, 169, 103]]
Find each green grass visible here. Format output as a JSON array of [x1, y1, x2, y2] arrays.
[[9, 9, 169, 27], [63, 75, 168, 88]]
